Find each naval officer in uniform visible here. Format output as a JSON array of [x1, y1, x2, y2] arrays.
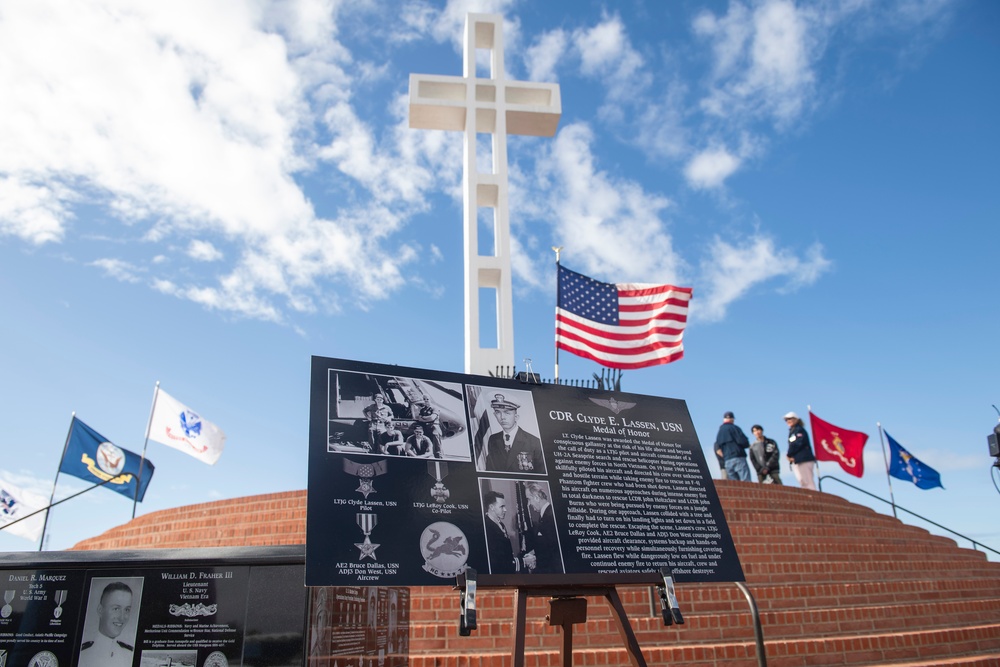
[[484, 395, 545, 473], [79, 581, 135, 667]]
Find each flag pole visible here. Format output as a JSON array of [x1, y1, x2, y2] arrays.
[[39, 413, 76, 551], [4, 476, 121, 536], [807, 404, 821, 492], [132, 382, 160, 520], [877, 422, 897, 518], [552, 246, 562, 384]]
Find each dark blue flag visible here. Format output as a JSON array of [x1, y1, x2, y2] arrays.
[[885, 431, 943, 490], [60, 418, 154, 501]]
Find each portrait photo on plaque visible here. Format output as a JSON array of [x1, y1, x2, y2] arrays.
[[479, 478, 564, 575], [78, 576, 144, 667], [467, 386, 547, 475], [326, 368, 471, 461]]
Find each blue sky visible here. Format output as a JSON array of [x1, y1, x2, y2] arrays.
[[2, 0, 998, 558]]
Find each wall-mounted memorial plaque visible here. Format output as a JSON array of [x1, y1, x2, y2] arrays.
[[0, 550, 318, 667], [307, 356, 745, 587], [0, 569, 87, 667]]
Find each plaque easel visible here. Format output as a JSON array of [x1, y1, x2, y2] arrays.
[[457, 568, 683, 667]]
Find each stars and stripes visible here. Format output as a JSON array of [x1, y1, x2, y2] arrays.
[[556, 264, 692, 370]]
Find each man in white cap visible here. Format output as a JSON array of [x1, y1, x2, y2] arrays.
[[784, 412, 816, 490], [485, 394, 544, 473]]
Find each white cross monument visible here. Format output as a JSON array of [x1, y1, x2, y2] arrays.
[[409, 14, 561, 376]]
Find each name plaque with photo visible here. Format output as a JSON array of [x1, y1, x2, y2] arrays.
[[0, 569, 86, 667], [306, 356, 744, 587]]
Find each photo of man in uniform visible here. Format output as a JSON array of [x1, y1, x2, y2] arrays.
[[524, 482, 564, 573], [482, 489, 535, 574], [79, 577, 143, 667], [482, 394, 545, 473]]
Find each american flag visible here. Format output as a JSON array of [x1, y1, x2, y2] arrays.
[[556, 265, 692, 370]]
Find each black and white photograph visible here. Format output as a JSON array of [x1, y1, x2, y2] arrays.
[[139, 649, 197, 667], [467, 386, 546, 475], [479, 479, 563, 575], [78, 576, 144, 667], [327, 369, 471, 461]]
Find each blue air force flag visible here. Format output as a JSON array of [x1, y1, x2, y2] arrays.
[[0, 478, 47, 541], [148, 389, 226, 465], [885, 431, 943, 490], [60, 418, 155, 501]]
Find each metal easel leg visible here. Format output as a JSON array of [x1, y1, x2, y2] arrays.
[[603, 587, 648, 667], [511, 587, 529, 667]]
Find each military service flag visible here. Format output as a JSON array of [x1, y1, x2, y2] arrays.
[[810, 412, 868, 478], [149, 389, 227, 465], [0, 477, 47, 541], [60, 418, 155, 501], [885, 431, 943, 490]]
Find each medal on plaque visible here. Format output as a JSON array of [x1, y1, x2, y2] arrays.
[[517, 451, 533, 471], [53, 589, 67, 619], [427, 461, 450, 503], [1, 590, 13, 618], [355, 512, 380, 560], [343, 459, 388, 499]]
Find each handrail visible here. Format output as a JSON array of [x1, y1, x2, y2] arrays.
[[818, 475, 1000, 557], [646, 583, 767, 667], [734, 582, 767, 667]]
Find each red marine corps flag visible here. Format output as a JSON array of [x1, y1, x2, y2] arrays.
[[810, 411, 868, 478]]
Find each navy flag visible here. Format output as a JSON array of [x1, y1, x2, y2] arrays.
[[885, 431, 943, 490], [60, 418, 155, 501]]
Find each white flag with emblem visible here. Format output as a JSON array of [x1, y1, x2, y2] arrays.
[[149, 389, 227, 465], [0, 477, 46, 542]]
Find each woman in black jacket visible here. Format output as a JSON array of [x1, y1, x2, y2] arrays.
[[784, 412, 816, 490]]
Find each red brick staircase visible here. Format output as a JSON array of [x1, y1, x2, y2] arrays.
[[72, 483, 1000, 666]]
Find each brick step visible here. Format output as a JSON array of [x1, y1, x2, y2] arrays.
[[725, 509, 945, 535], [738, 558, 1000, 582], [719, 496, 885, 517], [871, 654, 1000, 667], [404, 622, 1000, 667], [734, 540, 986, 561], [729, 521, 968, 546], [408, 576, 1000, 614], [409, 597, 1000, 651], [729, 519, 962, 541]]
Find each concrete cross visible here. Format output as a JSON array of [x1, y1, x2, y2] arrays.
[[409, 13, 561, 376]]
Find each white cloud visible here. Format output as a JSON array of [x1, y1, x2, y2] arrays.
[[188, 240, 223, 262], [0, 0, 453, 323], [517, 122, 685, 286], [695, 234, 831, 321], [0, 177, 69, 244], [571, 15, 649, 117], [525, 28, 567, 82], [91, 258, 143, 283], [684, 147, 742, 190], [695, 0, 818, 125]]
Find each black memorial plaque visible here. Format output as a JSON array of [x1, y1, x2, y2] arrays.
[[0, 569, 87, 667], [132, 566, 249, 666], [307, 356, 744, 587]]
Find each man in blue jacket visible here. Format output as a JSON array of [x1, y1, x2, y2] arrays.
[[715, 411, 751, 481]]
